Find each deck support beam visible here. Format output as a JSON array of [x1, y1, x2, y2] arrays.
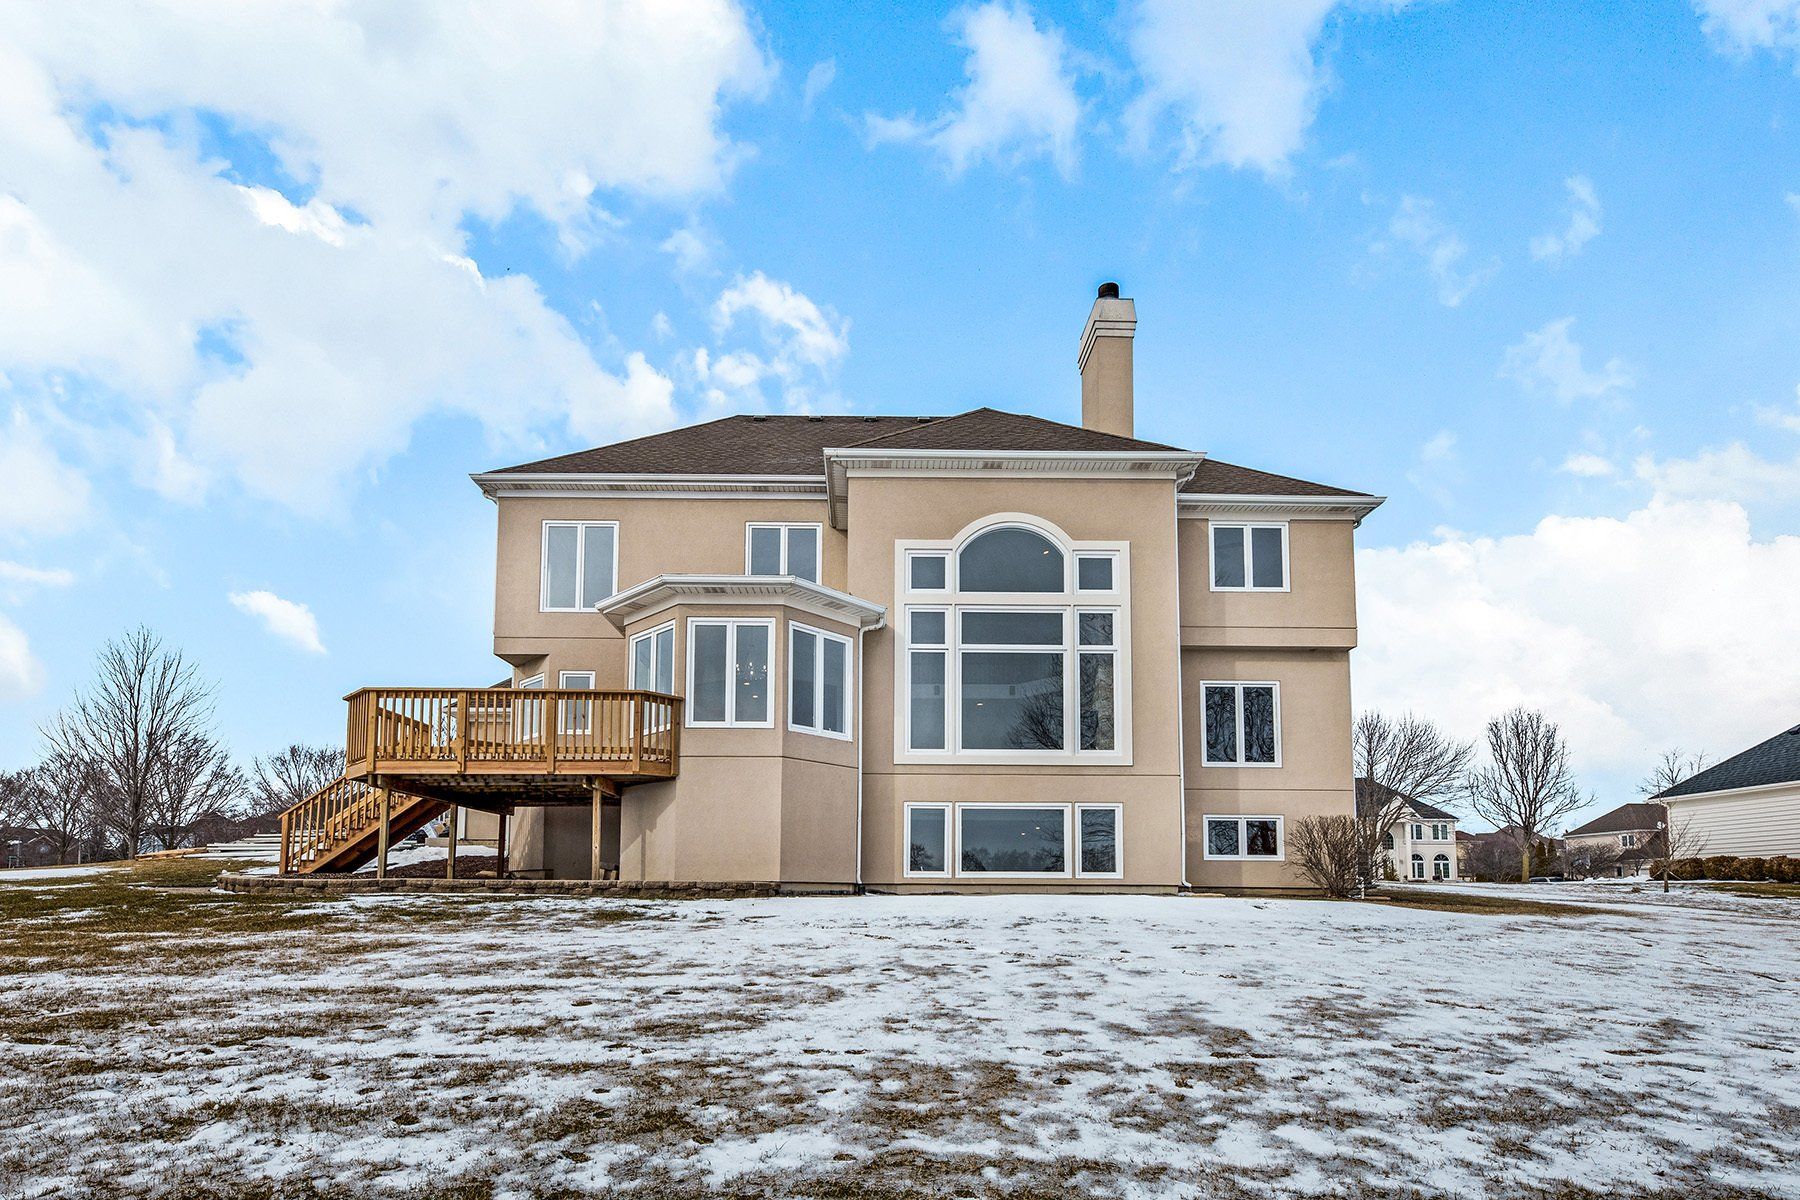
[[375, 787, 391, 880], [496, 808, 509, 880], [591, 786, 604, 881], [446, 804, 458, 880]]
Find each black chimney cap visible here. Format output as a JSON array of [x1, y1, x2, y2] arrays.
[[1097, 281, 1120, 299]]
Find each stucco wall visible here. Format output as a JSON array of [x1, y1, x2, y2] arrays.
[[1177, 516, 1358, 649]]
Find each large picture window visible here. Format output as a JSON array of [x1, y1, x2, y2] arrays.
[[789, 623, 851, 739], [1200, 682, 1280, 767], [1210, 522, 1287, 591], [747, 523, 821, 583], [904, 802, 1123, 879], [541, 521, 618, 611], [686, 618, 772, 728], [1203, 815, 1284, 861], [899, 520, 1128, 760]]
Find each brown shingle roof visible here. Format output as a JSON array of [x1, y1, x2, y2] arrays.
[[1565, 802, 1667, 838], [487, 407, 1372, 500]]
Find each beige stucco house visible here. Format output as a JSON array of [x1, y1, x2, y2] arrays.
[[279, 284, 1382, 893]]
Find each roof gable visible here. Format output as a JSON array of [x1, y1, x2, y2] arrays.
[[1659, 725, 1800, 799], [1565, 802, 1666, 837]]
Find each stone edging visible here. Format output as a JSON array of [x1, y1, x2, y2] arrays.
[[217, 871, 783, 899]]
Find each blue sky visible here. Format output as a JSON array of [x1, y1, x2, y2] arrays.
[[3, 0, 1800, 823]]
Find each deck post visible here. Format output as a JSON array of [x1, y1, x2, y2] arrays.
[[496, 808, 509, 879], [446, 804, 459, 880], [591, 785, 604, 881], [279, 810, 291, 875], [375, 787, 391, 880]]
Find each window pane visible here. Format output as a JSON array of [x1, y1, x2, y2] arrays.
[[581, 524, 615, 605], [1204, 686, 1238, 763], [958, 528, 1064, 592], [909, 554, 948, 590], [1080, 808, 1117, 874], [959, 807, 1066, 873], [545, 525, 579, 609], [908, 807, 946, 872], [655, 629, 675, 693], [786, 526, 819, 583], [962, 652, 1064, 750], [961, 610, 1063, 645], [631, 636, 653, 690], [1078, 612, 1113, 646], [692, 625, 728, 722], [1251, 527, 1284, 588], [790, 629, 817, 729], [748, 526, 782, 575], [910, 610, 946, 645], [1245, 819, 1279, 857], [1077, 555, 1114, 591], [822, 637, 847, 734], [909, 651, 946, 750], [1243, 686, 1277, 763], [1080, 653, 1115, 751], [1212, 526, 1246, 588], [735, 624, 769, 723], [1207, 818, 1240, 857]]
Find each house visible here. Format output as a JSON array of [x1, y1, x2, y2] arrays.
[[1458, 827, 1561, 882], [278, 283, 1383, 892], [1563, 802, 1667, 877], [1357, 780, 1459, 881], [1655, 725, 1800, 858], [1, 827, 59, 870]]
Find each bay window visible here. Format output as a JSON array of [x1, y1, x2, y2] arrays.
[[686, 618, 772, 728], [541, 521, 617, 611], [747, 523, 820, 583], [789, 623, 851, 738], [1200, 682, 1280, 767], [1211, 522, 1287, 591], [629, 623, 676, 694]]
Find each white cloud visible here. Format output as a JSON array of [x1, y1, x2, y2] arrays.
[[1756, 384, 1800, 433], [802, 59, 838, 117], [1407, 430, 1462, 507], [0, 409, 91, 538], [867, 2, 1082, 178], [1356, 496, 1800, 787], [1633, 442, 1800, 506], [660, 223, 717, 276], [1530, 174, 1601, 263], [0, 612, 44, 700], [0, 1, 766, 512], [1559, 452, 1618, 478], [0, 561, 75, 589], [228, 589, 326, 655], [1382, 196, 1498, 307], [1696, 0, 1800, 58], [706, 273, 850, 411], [1122, 0, 1412, 175], [1501, 318, 1633, 402]]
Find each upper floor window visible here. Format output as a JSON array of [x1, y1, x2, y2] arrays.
[[687, 618, 772, 728], [747, 523, 820, 583], [789, 622, 851, 739], [1200, 682, 1279, 766], [901, 519, 1128, 760], [1619, 833, 1638, 849], [629, 623, 675, 694], [1432, 823, 1450, 841], [1211, 522, 1287, 591], [1410, 822, 1424, 840], [542, 521, 617, 611]]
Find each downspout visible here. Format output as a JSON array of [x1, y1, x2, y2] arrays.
[[1172, 501, 1191, 891], [854, 620, 881, 892]]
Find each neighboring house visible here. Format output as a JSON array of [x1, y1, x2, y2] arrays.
[[1655, 725, 1800, 858], [1358, 780, 1459, 881], [1563, 802, 1667, 877], [1459, 827, 1561, 881], [1, 827, 59, 870], [282, 283, 1383, 892]]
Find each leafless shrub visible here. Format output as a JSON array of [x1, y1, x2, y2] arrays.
[[1287, 815, 1362, 898]]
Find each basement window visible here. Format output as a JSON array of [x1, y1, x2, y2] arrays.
[[1203, 816, 1283, 861]]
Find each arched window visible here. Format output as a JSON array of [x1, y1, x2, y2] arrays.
[[1410, 853, 1425, 879], [958, 527, 1064, 592], [1382, 832, 1394, 850], [1433, 854, 1450, 880], [902, 519, 1123, 758]]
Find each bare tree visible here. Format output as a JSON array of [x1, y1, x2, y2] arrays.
[[246, 743, 343, 816], [1288, 815, 1362, 898], [146, 731, 242, 850], [13, 753, 106, 864], [1641, 749, 1708, 799], [1352, 712, 1474, 891], [1562, 838, 1623, 880], [42, 627, 215, 859], [1465, 708, 1589, 883], [1644, 811, 1708, 894]]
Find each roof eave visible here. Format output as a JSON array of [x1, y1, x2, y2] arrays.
[[597, 573, 887, 630]]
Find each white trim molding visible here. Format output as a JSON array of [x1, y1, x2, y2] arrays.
[[473, 471, 825, 502], [1179, 494, 1385, 523], [600, 574, 886, 630]]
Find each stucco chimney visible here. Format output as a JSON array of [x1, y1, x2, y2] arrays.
[[1079, 282, 1136, 438]]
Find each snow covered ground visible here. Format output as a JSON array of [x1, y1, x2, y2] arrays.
[[3, 873, 1797, 1199]]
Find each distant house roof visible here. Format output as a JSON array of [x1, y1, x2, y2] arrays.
[[484, 407, 1372, 499], [1354, 778, 1458, 823], [1657, 724, 1800, 799], [1565, 802, 1666, 838]]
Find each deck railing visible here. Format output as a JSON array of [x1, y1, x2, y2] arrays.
[[345, 687, 682, 778], [278, 775, 382, 875]]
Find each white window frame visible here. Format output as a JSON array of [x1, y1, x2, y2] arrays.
[[1201, 814, 1286, 862], [684, 617, 776, 729], [517, 674, 545, 689], [556, 671, 595, 734], [1620, 833, 1637, 849], [1198, 681, 1283, 768], [1411, 853, 1426, 880], [1074, 552, 1119, 593], [628, 622, 676, 694], [1432, 854, 1451, 880], [1208, 521, 1290, 593], [540, 520, 619, 612], [1411, 823, 1425, 841], [788, 621, 853, 741], [1432, 823, 1450, 841], [1074, 803, 1124, 879], [902, 802, 952, 878], [953, 803, 1074, 880], [745, 522, 823, 582], [893, 515, 1132, 766]]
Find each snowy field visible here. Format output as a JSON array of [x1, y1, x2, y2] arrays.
[[2, 865, 1798, 1200]]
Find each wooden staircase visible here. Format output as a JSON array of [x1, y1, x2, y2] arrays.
[[278, 777, 446, 875]]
